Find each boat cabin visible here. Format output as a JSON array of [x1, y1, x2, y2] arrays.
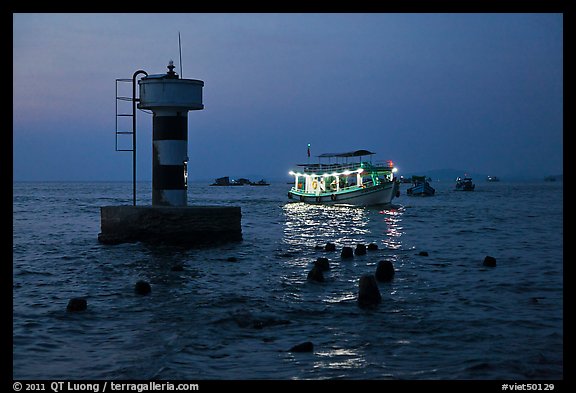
[[289, 150, 396, 196]]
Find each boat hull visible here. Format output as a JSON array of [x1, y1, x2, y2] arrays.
[[287, 182, 398, 206], [407, 183, 435, 196], [455, 184, 475, 191]]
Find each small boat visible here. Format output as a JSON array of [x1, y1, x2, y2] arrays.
[[250, 179, 270, 186], [455, 176, 475, 191], [287, 149, 400, 206], [487, 175, 500, 182], [406, 176, 435, 196]]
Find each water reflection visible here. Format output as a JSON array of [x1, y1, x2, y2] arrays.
[[313, 346, 367, 371], [378, 206, 404, 250], [282, 202, 370, 248], [282, 202, 406, 251]]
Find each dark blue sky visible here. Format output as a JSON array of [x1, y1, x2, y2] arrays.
[[13, 13, 563, 181]]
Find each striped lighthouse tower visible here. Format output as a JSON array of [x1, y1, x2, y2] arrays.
[[138, 61, 204, 206]]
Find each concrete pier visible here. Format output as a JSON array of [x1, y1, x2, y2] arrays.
[[98, 205, 242, 247]]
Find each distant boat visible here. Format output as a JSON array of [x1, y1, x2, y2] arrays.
[[406, 176, 435, 196], [487, 175, 500, 182], [250, 179, 270, 186], [210, 176, 250, 186], [287, 149, 400, 206], [455, 176, 475, 191]]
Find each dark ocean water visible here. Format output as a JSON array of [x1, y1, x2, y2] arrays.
[[12, 180, 563, 380]]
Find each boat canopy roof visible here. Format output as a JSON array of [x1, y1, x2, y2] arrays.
[[317, 149, 375, 158]]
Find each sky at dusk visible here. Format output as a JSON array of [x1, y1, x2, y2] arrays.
[[12, 13, 563, 182]]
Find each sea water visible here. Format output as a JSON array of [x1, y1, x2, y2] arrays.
[[12, 180, 563, 380]]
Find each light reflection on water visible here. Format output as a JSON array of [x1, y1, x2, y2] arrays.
[[314, 347, 367, 371], [282, 202, 404, 250], [282, 202, 370, 247], [377, 206, 405, 250], [322, 292, 357, 304]]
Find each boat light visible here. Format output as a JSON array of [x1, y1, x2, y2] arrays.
[[392, 167, 398, 173], [289, 171, 295, 176]]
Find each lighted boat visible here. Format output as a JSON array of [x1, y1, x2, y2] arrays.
[[406, 176, 435, 196], [455, 176, 475, 191], [287, 150, 400, 206]]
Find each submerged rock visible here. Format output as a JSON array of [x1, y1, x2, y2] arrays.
[[325, 242, 336, 252], [418, 251, 429, 256], [135, 280, 151, 295], [307, 266, 325, 282], [375, 260, 395, 282], [314, 257, 330, 271], [483, 256, 497, 267], [341, 246, 354, 259], [171, 264, 184, 271], [226, 257, 238, 262], [355, 244, 367, 255], [367, 243, 379, 251], [66, 298, 87, 312], [358, 274, 382, 308], [289, 341, 314, 353]]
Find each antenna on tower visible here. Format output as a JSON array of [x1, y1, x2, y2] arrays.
[[178, 31, 183, 78]]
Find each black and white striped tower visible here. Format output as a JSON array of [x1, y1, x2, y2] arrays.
[[138, 61, 204, 206], [99, 61, 241, 248]]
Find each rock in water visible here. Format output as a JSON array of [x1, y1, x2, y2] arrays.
[[325, 242, 336, 252], [341, 246, 354, 259], [66, 298, 87, 312], [307, 266, 324, 282], [314, 257, 330, 271], [483, 256, 497, 267], [289, 341, 314, 353], [358, 274, 382, 308], [355, 244, 367, 255], [375, 260, 395, 282], [367, 243, 379, 251], [135, 280, 151, 295]]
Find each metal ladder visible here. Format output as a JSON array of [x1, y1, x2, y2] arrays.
[[115, 78, 134, 153], [114, 71, 147, 206]]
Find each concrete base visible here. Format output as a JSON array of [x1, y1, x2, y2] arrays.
[[98, 205, 242, 247]]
